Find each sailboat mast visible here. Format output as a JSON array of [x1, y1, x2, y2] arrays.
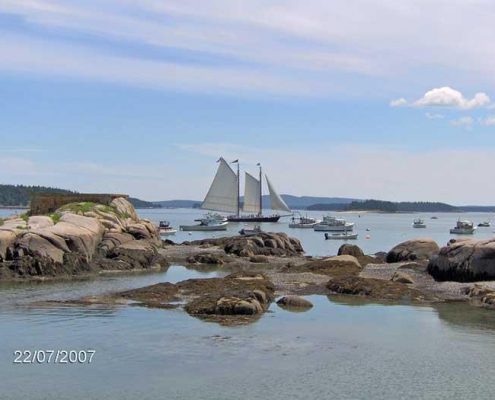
[[237, 162, 240, 216], [258, 163, 262, 216]]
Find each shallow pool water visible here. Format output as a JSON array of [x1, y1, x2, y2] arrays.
[[1, 266, 495, 400]]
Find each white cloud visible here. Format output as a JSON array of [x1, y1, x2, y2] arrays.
[[425, 112, 444, 120], [390, 98, 407, 107], [480, 116, 495, 126], [450, 116, 474, 128], [3, 1, 495, 97], [414, 87, 490, 109]]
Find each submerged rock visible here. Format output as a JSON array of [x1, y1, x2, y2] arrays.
[[276, 295, 313, 309], [428, 238, 495, 282], [386, 238, 439, 263]]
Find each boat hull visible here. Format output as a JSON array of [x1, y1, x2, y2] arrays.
[[180, 222, 228, 231], [314, 224, 354, 232], [413, 224, 427, 228], [159, 229, 177, 235], [289, 223, 318, 228], [450, 228, 476, 234], [228, 215, 280, 223], [324, 233, 358, 240]]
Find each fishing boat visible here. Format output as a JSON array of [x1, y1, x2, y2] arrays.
[[200, 157, 292, 223], [314, 216, 354, 232], [239, 225, 263, 236], [412, 218, 426, 228], [478, 221, 491, 227], [158, 220, 177, 235], [450, 220, 476, 234], [289, 214, 320, 228], [324, 232, 358, 240], [179, 216, 228, 231], [431, 216, 439, 219]]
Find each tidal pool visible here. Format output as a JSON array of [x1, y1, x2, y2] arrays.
[[1, 266, 495, 400]]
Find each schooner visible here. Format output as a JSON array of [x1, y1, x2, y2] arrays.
[[201, 157, 291, 222]]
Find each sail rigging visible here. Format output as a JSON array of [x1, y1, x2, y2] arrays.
[[201, 158, 239, 213], [265, 174, 291, 213], [242, 172, 261, 214]]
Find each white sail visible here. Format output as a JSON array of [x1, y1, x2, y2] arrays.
[[201, 158, 238, 213], [265, 174, 291, 213], [243, 172, 261, 213]]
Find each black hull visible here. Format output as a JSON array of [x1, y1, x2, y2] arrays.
[[228, 215, 280, 223]]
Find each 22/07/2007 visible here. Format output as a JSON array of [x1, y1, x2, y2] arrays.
[[13, 349, 96, 364]]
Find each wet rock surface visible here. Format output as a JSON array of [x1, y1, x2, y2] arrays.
[[276, 295, 313, 309]]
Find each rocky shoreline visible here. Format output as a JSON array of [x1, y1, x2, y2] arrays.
[[3, 203, 495, 324]]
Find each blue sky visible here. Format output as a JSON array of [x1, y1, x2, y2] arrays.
[[1, 0, 495, 204]]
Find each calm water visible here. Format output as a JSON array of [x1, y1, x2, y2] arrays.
[[2, 209, 495, 399], [1, 267, 495, 400], [138, 208, 495, 256]]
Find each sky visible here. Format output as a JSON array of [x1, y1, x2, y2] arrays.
[[1, 0, 495, 204]]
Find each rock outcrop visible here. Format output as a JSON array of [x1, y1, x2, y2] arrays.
[[0, 198, 166, 280], [428, 238, 495, 282], [338, 244, 364, 258], [386, 238, 439, 263], [189, 232, 304, 257]]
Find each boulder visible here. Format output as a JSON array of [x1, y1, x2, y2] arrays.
[[0, 230, 16, 261], [15, 233, 65, 264], [386, 238, 439, 263], [428, 238, 495, 281], [111, 197, 139, 221], [338, 244, 364, 258], [391, 271, 414, 284], [297, 255, 362, 277], [277, 295, 313, 309]]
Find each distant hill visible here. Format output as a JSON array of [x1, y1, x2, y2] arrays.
[[308, 199, 459, 212], [152, 199, 202, 208], [272, 195, 357, 209], [128, 197, 161, 209], [0, 184, 74, 206]]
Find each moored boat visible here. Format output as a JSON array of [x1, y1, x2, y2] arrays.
[[412, 218, 426, 228], [324, 232, 358, 240], [450, 220, 476, 234], [239, 225, 263, 236], [478, 221, 491, 227], [158, 220, 177, 235], [314, 216, 354, 232], [180, 216, 228, 231], [289, 215, 320, 228]]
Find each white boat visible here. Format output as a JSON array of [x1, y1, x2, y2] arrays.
[[180, 216, 228, 232], [478, 221, 491, 227], [450, 220, 476, 234], [194, 212, 227, 223], [324, 232, 358, 240], [412, 218, 426, 228], [314, 216, 354, 232], [158, 220, 177, 235], [201, 158, 291, 223], [289, 215, 320, 228], [239, 225, 263, 236]]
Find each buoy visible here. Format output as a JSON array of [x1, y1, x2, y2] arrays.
[[365, 235, 371, 239]]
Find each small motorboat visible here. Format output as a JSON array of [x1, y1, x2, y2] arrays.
[[158, 220, 177, 235], [239, 225, 263, 236], [478, 221, 491, 227], [450, 220, 476, 234], [314, 216, 354, 232], [289, 214, 320, 228], [324, 232, 358, 240], [431, 216, 439, 219], [412, 218, 426, 228], [180, 216, 228, 231]]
